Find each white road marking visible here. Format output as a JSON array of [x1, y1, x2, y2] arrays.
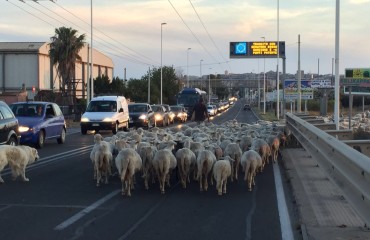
[[273, 162, 294, 240], [245, 186, 258, 240], [54, 190, 120, 230]]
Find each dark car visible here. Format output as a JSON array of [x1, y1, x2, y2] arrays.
[[151, 105, 170, 127], [0, 101, 20, 145], [244, 104, 251, 110], [128, 103, 155, 129], [9, 102, 66, 148], [170, 105, 188, 123]]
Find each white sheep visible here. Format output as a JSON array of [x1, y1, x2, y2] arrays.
[[212, 156, 234, 196], [93, 142, 113, 186], [224, 142, 242, 182], [175, 148, 196, 189], [240, 150, 262, 191], [196, 149, 216, 192], [90, 134, 113, 186], [115, 148, 142, 197], [152, 149, 177, 194], [139, 145, 157, 190]]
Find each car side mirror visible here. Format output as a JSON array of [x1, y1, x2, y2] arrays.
[[119, 108, 124, 113]]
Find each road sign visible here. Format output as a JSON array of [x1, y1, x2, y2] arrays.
[[230, 41, 285, 58], [341, 68, 370, 86], [284, 79, 313, 100]]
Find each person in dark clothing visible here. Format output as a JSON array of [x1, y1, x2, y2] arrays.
[[192, 97, 209, 123]]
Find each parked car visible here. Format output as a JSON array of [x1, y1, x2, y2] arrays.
[[151, 105, 169, 127], [9, 102, 66, 148], [170, 105, 188, 123], [161, 104, 175, 124], [128, 103, 155, 129], [0, 101, 20, 146], [80, 96, 129, 134], [207, 105, 217, 116]]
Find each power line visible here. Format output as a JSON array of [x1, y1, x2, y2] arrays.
[[188, 0, 232, 73], [9, 0, 158, 67], [50, 0, 159, 66], [168, 0, 219, 64]]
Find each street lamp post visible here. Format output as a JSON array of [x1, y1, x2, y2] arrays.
[[208, 68, 212, 105], [261, 36, 266, 114], [200, 59, 203, 89], [160, 22, 166, 105], [187, 48, 191, 87]]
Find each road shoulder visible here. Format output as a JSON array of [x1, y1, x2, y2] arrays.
[[281, 148, 370, 240]]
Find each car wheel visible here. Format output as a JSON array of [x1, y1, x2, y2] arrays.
[[112, 123, 118, 134], [81, 127, 87, 135], [7, 136, 18, 146], [57, 128, 66, 144], [36, 130, 45, 149]]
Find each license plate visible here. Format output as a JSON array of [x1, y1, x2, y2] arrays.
[[92, 123, 99, 126]]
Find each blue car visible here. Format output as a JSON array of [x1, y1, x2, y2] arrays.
[[9, 102, 66, 148]]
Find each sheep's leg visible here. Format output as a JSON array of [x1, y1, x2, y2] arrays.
[[223, 179, 227, 194], [217, 180, 222, 195], [127, 178, 132, 197], [247, 171, 252, 191], [199, 174, 203, 192], [204, 175, 208, 191], [121, 179, 125, 196]]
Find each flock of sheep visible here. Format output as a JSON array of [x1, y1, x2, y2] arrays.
[[89, 120, 288, 197]]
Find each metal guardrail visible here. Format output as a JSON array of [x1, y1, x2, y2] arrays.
[[285, 112, 370, 227]]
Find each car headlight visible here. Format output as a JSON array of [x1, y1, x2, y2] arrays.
[[178, 113, 183, 117], [80, 117, 90, 122], [155, 114, 162, 121], [102, 117, 113, 122], [139, 114, 147, 120], [18, 126, 30, 132]]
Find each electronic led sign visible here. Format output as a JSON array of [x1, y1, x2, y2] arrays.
[[230, 41, 285, 58]]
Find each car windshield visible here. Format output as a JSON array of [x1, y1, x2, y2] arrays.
[[10, 104, 44, 117], [86, 101, 116, 112], [129, 105, 147, 113], [151, 106, 161, 112], [171, 106, 182, 111]]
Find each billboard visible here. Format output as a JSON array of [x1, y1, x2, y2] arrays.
[[341, 68, 370, 86], [311, 79, 334, 89], [230, 41, 285, 58], [284, 79, 313, 100]]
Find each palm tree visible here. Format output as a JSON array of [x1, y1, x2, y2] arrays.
[[49, 27, 85, 105]]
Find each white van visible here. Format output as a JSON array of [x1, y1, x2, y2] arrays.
[[80, 96, 129, 134]]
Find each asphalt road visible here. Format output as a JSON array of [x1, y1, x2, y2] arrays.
[[0, 100, 300, 240]]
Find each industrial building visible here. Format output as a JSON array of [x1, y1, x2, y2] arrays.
[[0, 42, 113, 104]]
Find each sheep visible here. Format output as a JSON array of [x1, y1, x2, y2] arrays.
[[240, 150, 262, 191], [152, 149, 177, 194], [251, 138, 271, 171], [90, 134, 113, 185], [267, 135, 280, 163], [93, 141, 113, 186], [175, 148, 196, 189], [115, 148, 142, 197], [212, 156, 234, 195], [196, 150, 217, 192], [224, 142, 242, 182], [139, 145, 157, 190]]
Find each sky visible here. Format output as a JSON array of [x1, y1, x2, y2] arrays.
[[1, 0, 369, 80]]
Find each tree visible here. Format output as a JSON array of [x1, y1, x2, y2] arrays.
[[94, 75, 111, 95], [49, 27, 85, 105]]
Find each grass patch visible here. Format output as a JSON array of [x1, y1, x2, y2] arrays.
[[253, 107, 279, 121]]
